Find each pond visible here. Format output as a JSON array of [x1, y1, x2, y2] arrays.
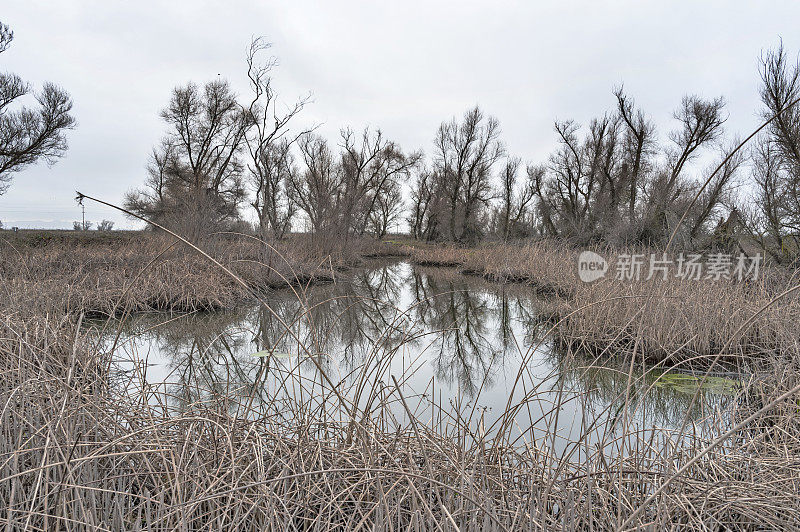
[[90, 260, 736, 455]]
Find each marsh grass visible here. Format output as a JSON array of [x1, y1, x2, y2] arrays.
[[2, 233, 800, 529], [0, 232, 403, 318]]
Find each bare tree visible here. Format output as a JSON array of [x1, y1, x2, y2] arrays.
[[368, 177, 404, 238], [497, 157, 520, 240], [653, 96, 726, 202], [407, 166, 454, 242], [338, 127, 420, 238], [73, 220, 92, 231], [688, 142, 744, 240], [125, 80, 249, 240], [433, 106, 505, 243], [631, 95, 725, 244], [530, 88, 730, 245], [614, 88, 656, 224], [250, 139, 297, 240], [0, 22, 76, 194], [289, 134, 340, 240], [290, 128, 418, 247], [495, 158, 538, 240], [96, 219, 115, 231], [124, 143, 177, 225], [408, 167, 434, 240], [533, 115, 623, 240], [528, 90, 656, 242], [753, 137, 793, 241], [759, 44, 800, 172], [748, 44, 800, 261], [243, 38, 311, 241]]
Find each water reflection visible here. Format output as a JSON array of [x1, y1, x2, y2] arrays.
[[96, 261, 734, 437]]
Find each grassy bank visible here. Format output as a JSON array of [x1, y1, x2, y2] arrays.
[[0, 230, 404, 318], [405, 241, 800, 363]]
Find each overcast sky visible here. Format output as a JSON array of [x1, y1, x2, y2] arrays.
[[2, 1, 800, 229]]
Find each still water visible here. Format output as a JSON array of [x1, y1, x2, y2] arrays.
[[92, 261, 734, 451]]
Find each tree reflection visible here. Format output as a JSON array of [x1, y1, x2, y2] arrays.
[[406, 268, 502, 395]]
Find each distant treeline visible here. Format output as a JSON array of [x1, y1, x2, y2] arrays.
[[114, 38, 800, 262]]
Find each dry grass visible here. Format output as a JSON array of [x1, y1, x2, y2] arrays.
[[2, 233, 800, 529], [406, 240, 581, 293], [407, 244, 467, 267], [0, 231, 402, 318]]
